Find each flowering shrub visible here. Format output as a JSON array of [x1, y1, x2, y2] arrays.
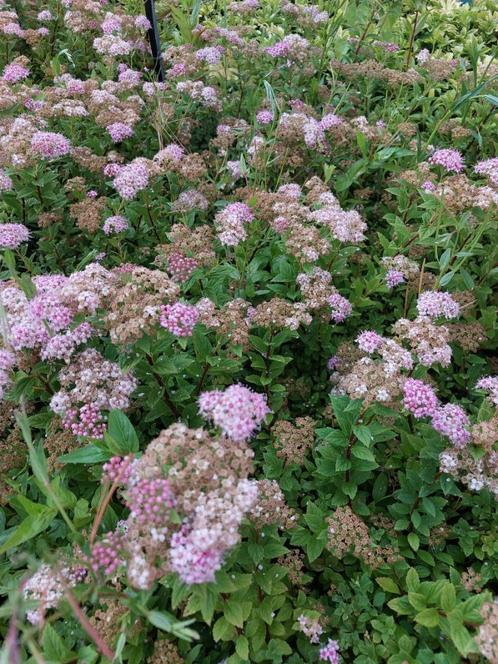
[[0, 0, 497, 662]]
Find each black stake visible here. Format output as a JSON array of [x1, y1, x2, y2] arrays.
[[144, 0, 165, 82]]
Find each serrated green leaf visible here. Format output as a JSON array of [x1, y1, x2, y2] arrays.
[[440, 583, 456, 612], [415, 608, 440, 628], [106, 410, 139, 453]]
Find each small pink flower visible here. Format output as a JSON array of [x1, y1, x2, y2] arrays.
[[31, 131, 71, 159], [403, 378, 439, 418], [328, 292, 352, 323], [356, 331, 384, 353], [0, 223, 29, 249], [432, 404, 470, 448], [256, 109, 274, 125], [160, 302, 199, 337], [428, 148, 464, 174], [103, 215, 128, 235], [199, 384, 269, 442], [2, 63, 29, 83], [106, 122, 133, 143]]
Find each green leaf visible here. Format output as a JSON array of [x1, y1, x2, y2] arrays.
[[376, 577, 400, 594], [235, 635, 249, 661], [407, 533, 420, 551], [421, 498, 436, 517], [351, 444, 376, 462], [387, 597, 412, 615], [42, 624, 75, 663], [0, 507, 56, 554], [266, 639, 292, 658], [372, 473, 388, 501], [307, 535, 326, 563], [224, 599, 245, 628], [303, 502, 325, 533], [408, 592, 427, 611], [330, 396, 361, 435], [415, 608, 440, 628], [147, 611, 198, 642], [353, 425, 373, 446], [59, 445, 112, 465], [406, 568, 420, 592], [106, 410, 139, 453], [440, 583, 456, 612], [447, 617, 474, 656], [439, 248, 451, 270], [147, 610, 173, 632], [213, 616, 236, 642], [155, 354, 194, 375]]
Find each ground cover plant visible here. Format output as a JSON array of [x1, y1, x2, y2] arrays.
[[0, 0, 497, 661]]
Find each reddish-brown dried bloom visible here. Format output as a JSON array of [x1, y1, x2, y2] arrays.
[[272, 417, 315, 465]]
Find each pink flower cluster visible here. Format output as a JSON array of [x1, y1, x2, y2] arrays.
[[0, 169, 13, 191], [256, 109, 274, 125], [2, 62, 29, 83], [93, 34, 133, 57], [0, 275, 74, 353], [432, 404, 471, 448], [320, 639, 341, 663], [328, 292, 353, 323], [428, 148, 464, 173], [310, 197, 367, 244], [266, 34, 310, 62], [23, 564, 85, 625], [37, 9, 54, 22], [402, 379, 470, 447], [214, 202, 254, 246], [199, 384, 269, 441], [416, 291, 460, 320], [102, 455, 135, 484], [169, 527, 225, 584], [474, 158, 498, 186], [102, 215, 129, 235], [50, 349, 137, 438], [402, 378, 439, 418], [159, 302, 199, 337], [127, 478, 176, 532], [356, 330, 384, 353], [30, 131, 71, 159], [355, 331, 413, 372], [112, 159, 149, 200], [90, 530, 126, 577], [385, 269, 405, 289], [106, 122, 134, 142], [155, 143, 185, 165], [195, 46, 225, 64], [0, 222, 29, 249], [167, 252, 198, 282], [0, 349, 16, 399], [40, 321, 94, 361], [475, 376, 498, 406], [169, 478, 258, 583], [297, 614, 324, 643]]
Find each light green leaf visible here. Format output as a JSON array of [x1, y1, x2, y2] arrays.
[[0, 508, 56, 554], [415, 608, 440, 628], [376, 577, 400, 594]]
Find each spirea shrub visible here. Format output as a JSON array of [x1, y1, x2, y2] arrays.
[[0, 0, 497, 662]]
